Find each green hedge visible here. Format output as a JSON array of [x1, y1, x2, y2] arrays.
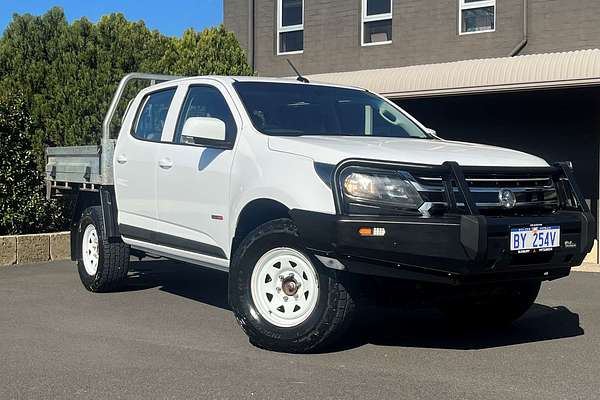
[[0, 7, 252, 235], [0, 91, 65, 235]]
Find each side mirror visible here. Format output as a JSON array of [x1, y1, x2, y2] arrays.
[[181, 117, 226, 144]]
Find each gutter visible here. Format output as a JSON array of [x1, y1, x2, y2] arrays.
[[509, 0, 528, 56], [382, 77, 600, 99]]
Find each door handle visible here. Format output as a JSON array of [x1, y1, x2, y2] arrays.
[[116, 154, 128, 164], [158, 158, 174, 169]]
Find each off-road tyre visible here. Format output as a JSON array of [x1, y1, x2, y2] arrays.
[[76, 206, 130, 292], [438, 280, 541, 327], [229, 218, 356, 353]]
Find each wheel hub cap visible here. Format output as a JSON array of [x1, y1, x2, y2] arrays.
[[281, 276, 300, 296]]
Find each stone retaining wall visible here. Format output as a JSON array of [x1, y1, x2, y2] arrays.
[[0, 232, 70, 266]]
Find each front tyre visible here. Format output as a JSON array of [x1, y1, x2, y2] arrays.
[[229, 219, 355, 353], [77, 206, 130, 292]]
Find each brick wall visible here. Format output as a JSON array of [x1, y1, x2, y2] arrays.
[[224, 0, 249, 56], [525, 0, 600, 55], [224, 0, 600, 77]]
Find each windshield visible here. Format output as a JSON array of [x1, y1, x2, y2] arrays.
[[233, 82, 430, 139]]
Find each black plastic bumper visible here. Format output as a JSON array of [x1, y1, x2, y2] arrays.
[[291, 160, 595, 286], [291, 209, 595, 285]]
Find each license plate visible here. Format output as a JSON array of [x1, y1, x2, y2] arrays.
[[510, 225, 560, 253]]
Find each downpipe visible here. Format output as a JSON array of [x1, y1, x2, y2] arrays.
[[248, 0, 255, 72], [510, 0, 528, 56]]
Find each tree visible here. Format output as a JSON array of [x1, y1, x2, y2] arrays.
[[0, 7, 252, 234], [168, 26, 253, 76], [0, 90, 64, 235], [0, 7, 252, 170]]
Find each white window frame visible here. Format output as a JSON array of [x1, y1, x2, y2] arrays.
[[361, 0, 393, 47], [459, 0, 496, 35], [277, 0, 304, 55]]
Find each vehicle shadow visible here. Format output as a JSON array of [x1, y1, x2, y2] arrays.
[[124, 259, 584, 352], [125, 259, 231, 311], [334, 303, 584, 352]]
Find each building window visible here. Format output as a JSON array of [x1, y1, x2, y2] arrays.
[[362, 0, 392, 46], [277, 0, 304, 55], [459, 0, 495, 34]]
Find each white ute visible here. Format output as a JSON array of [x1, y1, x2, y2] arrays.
[[47, 73, 594, 353]]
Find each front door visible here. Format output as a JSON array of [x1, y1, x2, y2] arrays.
[[156, 82, 239, 260]]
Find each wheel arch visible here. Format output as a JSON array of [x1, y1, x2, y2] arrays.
[[70, 186, 120, 260], [231, 198, 291, 258]]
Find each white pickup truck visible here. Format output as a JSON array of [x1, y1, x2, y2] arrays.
[[46, 73, 595, 353]]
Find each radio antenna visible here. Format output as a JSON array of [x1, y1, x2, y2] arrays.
[[287, 59, 309, 83]]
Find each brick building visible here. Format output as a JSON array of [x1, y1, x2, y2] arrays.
[[225, 0, 600, 76]]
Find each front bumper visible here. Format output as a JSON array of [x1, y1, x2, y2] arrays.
[[292, 160, 595, 286], [291, 209, 595, 286]]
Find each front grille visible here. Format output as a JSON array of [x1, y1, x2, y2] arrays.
[[413, 173, 560, 216], [464, 175, 559, 213]]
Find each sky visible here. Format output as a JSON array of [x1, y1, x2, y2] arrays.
[[0, 0, 224, 37]]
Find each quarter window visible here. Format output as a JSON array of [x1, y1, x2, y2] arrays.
[[132, 88, 176, 142], [362, 0, 392, 46], [459, 0, 496, 34], [277, 0, 304, 55], [174, 86, 237, 146]]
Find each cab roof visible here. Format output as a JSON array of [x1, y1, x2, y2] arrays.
[[163, 75, 367, 92]]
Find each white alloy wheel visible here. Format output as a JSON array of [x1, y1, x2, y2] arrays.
[[250, 247, 320, 328], [82, 224, 100, 276]]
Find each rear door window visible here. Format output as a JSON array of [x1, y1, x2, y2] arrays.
[[132, 88, 177, 142]]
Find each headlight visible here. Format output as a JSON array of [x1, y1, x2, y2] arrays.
[[342, 171, 423, 210]]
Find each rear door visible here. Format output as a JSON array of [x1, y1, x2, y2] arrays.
[[114, 87, 177, 234], [155, 81, 240, 260]]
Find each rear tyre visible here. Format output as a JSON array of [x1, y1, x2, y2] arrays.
[[76, 206, 129, 292], [229, 218, 356, 353], [438, 280, 541, 326]]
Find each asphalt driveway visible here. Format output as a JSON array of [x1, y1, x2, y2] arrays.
[[1, 260, 598, 399]]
